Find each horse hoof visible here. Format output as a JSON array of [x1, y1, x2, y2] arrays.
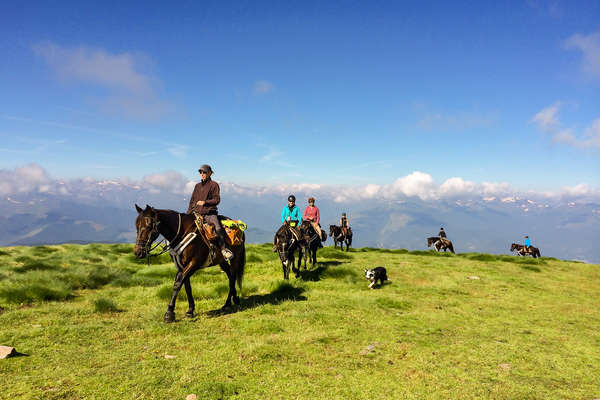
[[164, 310, 175, 323], [185, 310, 195, 318]]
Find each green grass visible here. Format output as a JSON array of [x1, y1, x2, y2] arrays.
[[0, 243, 598, 399]]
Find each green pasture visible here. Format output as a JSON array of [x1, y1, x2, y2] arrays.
[[0, 244, 599, 399]]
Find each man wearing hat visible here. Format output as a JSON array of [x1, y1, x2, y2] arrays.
[[187, 164, 234, 261]]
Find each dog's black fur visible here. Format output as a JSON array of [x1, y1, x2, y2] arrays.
[[364, 266, 387, 289]]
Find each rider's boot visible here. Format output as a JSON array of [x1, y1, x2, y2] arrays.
[[217, 232, 234, 261]]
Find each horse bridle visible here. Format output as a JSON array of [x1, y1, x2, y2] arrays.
[[137, 213, 183, 258]]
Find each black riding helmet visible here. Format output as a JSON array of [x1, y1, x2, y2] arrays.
[[288, 195, 296, 203]]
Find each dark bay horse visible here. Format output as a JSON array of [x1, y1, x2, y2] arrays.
[[427, 236, 455, 253], [329, 225, 352, 251], [510, 243, 541, 258], [134, 204, 246, 322], [299, 221, 324, 269], [273, 222, 304, 279]]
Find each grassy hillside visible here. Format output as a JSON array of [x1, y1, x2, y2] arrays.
[[0, 244, 598, 399]]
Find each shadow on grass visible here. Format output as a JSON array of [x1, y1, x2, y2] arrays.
[[297, 260, 345, 282], [206, 284, 307, 317]]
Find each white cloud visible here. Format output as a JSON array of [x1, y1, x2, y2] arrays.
[[33, 42, 172, 120], [387, 171, 436, 199], [532, 104, 600, 149], [0, 163, 51, 195], [254, 80, 274, 94], [142, 171, 192, 194], [564, 30, 600, 79], [531, 103, 560, 131], [439, 177, 476, 196]]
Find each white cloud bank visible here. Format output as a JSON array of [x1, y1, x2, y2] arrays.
[[1, 165, 598, 204], [33, 42, 172, 120]]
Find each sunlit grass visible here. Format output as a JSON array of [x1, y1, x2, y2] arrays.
[[0, 243, 598, 399]]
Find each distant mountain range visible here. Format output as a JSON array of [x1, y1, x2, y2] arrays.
[[1, 179, 599, 263]]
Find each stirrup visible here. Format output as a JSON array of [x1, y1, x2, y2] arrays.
[[222, 248, 234, 261]]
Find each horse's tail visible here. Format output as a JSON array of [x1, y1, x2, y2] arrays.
[[347, 234, 353, 247], [237, 233, 246, 291], [448, 242, 455, 254], [534, 247, 541, 258]]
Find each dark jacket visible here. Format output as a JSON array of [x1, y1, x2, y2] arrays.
[[187, 178, 220, 215], [439, 230, 446, 238]]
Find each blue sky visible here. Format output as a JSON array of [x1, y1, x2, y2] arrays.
[[1, 1, 599, 191]]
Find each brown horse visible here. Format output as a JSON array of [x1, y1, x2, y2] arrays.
[[427, 236, 455, 253], [329, 225, 352, 251], [510, 243, 541, 258], [134, 204, 246, 322]]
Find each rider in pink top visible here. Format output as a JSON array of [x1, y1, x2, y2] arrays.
[[303, 197, 323, 239]]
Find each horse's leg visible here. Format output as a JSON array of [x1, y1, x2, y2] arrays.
[[183, 276, 195, 318], [282, 261, 288, 280], [165, 271, 185, 323], [312, 246, 317, 267], [220, 262, 236, 309]]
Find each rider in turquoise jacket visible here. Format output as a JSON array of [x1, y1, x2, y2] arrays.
[[281, 195, 302, 227]]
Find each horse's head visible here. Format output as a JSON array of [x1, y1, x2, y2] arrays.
[[329, 225, 337, 237], [427, 237, 437, 247], [134, 204, 160, 258], [510, 243, 518, 251]]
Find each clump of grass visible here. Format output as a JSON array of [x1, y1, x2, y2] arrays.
[[0, 249, 11, 256], [318, 247, 353, 259], [408, 250, 440, 256], [463, 253, 497, 262], [0, 273, 71, 303], [30, 246, 60, 255], [246, 253, 263, 263], [521, 265, 542, 272], [13, 261, 59, 273], [93, 297, 119, 313]]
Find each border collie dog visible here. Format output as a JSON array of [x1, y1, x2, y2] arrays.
[[364, 266, 387, 289]]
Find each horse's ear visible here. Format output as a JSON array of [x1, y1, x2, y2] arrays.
[[135, 204, 143, 213]]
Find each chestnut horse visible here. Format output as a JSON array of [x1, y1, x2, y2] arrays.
[[134, 204, 245, 322]]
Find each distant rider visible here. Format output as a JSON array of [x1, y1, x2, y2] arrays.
[[438, 227, 447, 239], [340, 212, 350, 237], [187, 164, 234, 261], [303, 197, 323, 240], [524, 235, 531, 255]]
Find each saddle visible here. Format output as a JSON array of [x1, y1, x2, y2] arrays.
[[193, 214, 246, 247]]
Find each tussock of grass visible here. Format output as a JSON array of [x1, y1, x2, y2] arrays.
[[13, 261, 59, 273], [246, 253, 263, 263], [0, 250, 11, 256], [318, 247, 353, 259], [93, 297, 119, 313]]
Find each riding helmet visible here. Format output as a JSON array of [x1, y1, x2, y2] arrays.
[[288, 195, 296, 202], [198, 164, 213, 174]]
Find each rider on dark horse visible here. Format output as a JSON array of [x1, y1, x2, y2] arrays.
[[273, 195, 303, 251], [524, 235, 531, 255], [340, 212, 350, 237], [303, 197, 323, 243], [187, 164, 234, 261]]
